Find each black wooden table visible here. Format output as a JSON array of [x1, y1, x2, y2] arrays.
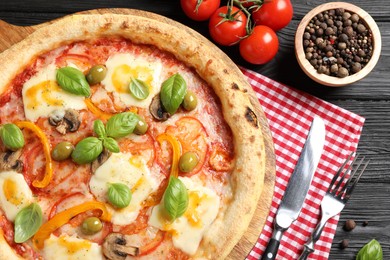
[[0, 0, 388, 259]]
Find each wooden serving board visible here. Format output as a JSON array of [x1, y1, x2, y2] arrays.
[[0, 9, 275, 259]]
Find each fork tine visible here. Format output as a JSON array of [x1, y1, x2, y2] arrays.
[[342, 156, 365, 189], [333, 154, 359, 195], [343, 159, 369, 200], [327, 151, 354, 192]]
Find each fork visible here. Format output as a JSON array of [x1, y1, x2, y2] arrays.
[[298, 152, 369, 260]]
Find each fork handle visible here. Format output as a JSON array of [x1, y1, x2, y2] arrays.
[[298, 215, 331, 260]]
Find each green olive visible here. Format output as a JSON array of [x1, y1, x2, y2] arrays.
[[81, 217, 103, 235], [134, 117, 148, 135], [179, 151, 199, 173], [51, 141, 74, 161], [86, 65, 107, 85], [182, 90, 198, 111]]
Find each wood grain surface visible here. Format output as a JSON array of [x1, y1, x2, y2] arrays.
[[0, 0, 389, 259], [0, 8, 276, 260]]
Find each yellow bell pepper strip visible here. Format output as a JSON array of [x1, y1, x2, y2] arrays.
[[14, 121, 53, 188], [156, 133, 181, 178], [33, 201, 111, 250], [85, 98, 138, 120]]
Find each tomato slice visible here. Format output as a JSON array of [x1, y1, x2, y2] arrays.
[[209, 143, 234, 172], [165, 117, 208, 176], [118, 133, 156, 167], [22, 139, 45, 189], [119, 208, 149, 235], [48, 192, 84, 220], [139, 230, 165, 256]]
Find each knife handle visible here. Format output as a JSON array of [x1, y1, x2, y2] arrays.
[[262, 225, 285, 260], [263, 237, 281, 260]]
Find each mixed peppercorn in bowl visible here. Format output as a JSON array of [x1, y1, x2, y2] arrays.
[[295, 2, 381, 87]]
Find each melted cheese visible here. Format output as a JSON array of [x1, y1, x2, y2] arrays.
[[101, 53, 163, 108], [22, 63, 86, 122], [149, 176, 220, 255], [89, 152, 159, 226], [0, 171, 33, 221], [42, 234, 102, 260]]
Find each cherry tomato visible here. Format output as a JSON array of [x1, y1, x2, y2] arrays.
[[209, 6, 248, 46], [181, 0, 221, 21], [239, 25, 279, 64], [252, 0, 293, 31]]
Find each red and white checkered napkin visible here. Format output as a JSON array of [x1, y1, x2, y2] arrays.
[[240, 68, 365, 260]]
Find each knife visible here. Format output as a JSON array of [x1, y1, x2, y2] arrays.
[[262, 116, 326, 260]]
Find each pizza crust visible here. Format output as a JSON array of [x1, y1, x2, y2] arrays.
[[0, 10, 266, 259]]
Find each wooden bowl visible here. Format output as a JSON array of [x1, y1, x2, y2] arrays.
[[295, 2, 381, 87]]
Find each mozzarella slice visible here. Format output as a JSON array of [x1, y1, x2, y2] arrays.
[[42, 234, 102, 260], [0, 171, 33, 221], [101, 53, 163, 108], [149, 176, 220, 256], [89, 152, 158, 226], [22, 63, 86, 122]]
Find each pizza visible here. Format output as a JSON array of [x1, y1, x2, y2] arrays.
[[0, 10, 266, 259]]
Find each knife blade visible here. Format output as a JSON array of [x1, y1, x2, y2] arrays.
[[262, 116, 325, 260]]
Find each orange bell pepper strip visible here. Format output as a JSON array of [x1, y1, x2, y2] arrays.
[[14, 121, 53, 188], [156, 133, 181, 178], [85, 98, 138, 120], [84, 98, 113, 121], [33, 201, 111, 250]]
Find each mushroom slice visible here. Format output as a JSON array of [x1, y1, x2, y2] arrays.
[[103, 233, 139, 260], [91, 149, 111, 174], [149, 95, 170, 121], [48, 109, 81, 135], [0, 149, 23, 172]]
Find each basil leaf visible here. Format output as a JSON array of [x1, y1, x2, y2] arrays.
[[129, 78, 149, 100], [163, 176, 189, 220], [105, 112, 139, 138], [93, 120, 106, 139], [56, 67, 91, 97], [71, 137, 103, 164], [103, 137, 120, 153], [14, 203, 42, 243], [356, 239, 383, 260], [160, 73, 187, 115], [0, 123, 25, 151], [107, 183, 132, 208]]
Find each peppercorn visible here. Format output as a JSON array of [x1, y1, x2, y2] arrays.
[[351, 62, 362, 73], [362, 221, 369, 227], [338, 67, 349, 78], [340, 239, 349, 249], [325, 27, 334, 35], [357, 23, 366, 34], [344, 19, 352, 27], [344, 219, 356, 231], [342, 12, 351, 21], [343, 26, 354, 37], [351, 13, 359, 23], [331, 64, 339, 73]]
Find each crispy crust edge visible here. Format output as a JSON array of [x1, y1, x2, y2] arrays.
[[0, 11, 266, 259]]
